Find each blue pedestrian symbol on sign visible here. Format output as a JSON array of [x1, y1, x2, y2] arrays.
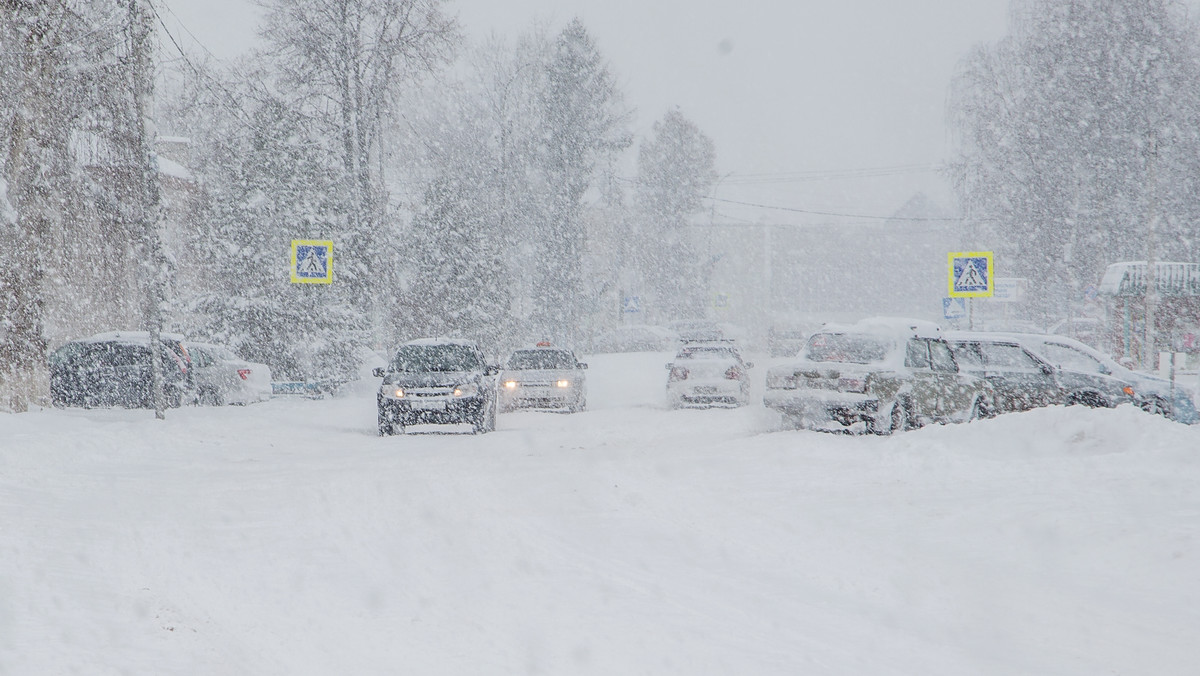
[[622, 296, 641, 314], [947, 251, 994, 298], [290, 239, 334, 284], [943, 297, 967, 320]]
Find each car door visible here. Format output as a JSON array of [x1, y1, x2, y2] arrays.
[[1035, 342, 1132, 406], [979, 342, 1061, 411], [904, 338, 940, 422], [928, 338, 969, 419]]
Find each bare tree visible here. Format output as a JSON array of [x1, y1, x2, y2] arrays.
[[948, 0, 1200, 323], [255, 0, 459, 320]]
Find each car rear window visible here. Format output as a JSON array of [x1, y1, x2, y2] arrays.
[[676, 346, 739, 360], [506, 350, 574, 369], [391, 344, 483, 372], [805, 333, 891, 364]]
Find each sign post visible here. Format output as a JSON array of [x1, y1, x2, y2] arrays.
[[948, 251, 994, 330]]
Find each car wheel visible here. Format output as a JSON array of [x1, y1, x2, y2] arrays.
[[1140, 396, 1171, 418], [473, 403, 495, 435], [378, 409, 396, 436], [873, 399, 908, 435], [1066, 391, 1106, 408], [967, 395, 993, 422], [781, 412, 804, 431]]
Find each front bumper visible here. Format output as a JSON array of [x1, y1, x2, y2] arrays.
[[378, 395, 487, 426], [500, 383, 581, 410], [763, 388, 881, 424]]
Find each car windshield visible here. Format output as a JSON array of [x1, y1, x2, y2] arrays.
[[804, 333, 891, 364], [84, 343, 150, 367], [391, 344, 482, 372], [676, 346, 739, 360], [506, 350, 574, 369]]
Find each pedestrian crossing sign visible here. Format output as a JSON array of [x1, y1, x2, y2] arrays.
[[291, 240, 334, 284], [948, 251, 993, 298]]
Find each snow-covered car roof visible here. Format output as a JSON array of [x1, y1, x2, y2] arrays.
[[402, 337, 480, 348], [78, 330, 189, 345], [813, 317, 943, 341], [943, 330, 1025, 344]]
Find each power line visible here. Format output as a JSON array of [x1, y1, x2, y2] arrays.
[[702, 195, 966, 222]]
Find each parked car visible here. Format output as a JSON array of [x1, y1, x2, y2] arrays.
[[666, 342, 753, 408], [946, 332, 1068, 414], [500, 343, 588, 412], [763, 318, 989, 434], [187, 342, 273, 406], [373, 338, 500, 435], [991, 332, 1196, 423], [592, 325, 677, 353], [49, 331, 195, 409], [666, 320, 747, 345], [767, 324, 810, 358]]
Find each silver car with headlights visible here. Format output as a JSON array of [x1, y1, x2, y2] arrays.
[[500, 344, 588, 412], [373, 338, 500, 435]]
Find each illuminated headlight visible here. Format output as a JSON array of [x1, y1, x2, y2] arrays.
[[504, 380, 518, 390], [556, 379, 571, 388], [383, 386, 406, 399], [453, 383, 479, 397]]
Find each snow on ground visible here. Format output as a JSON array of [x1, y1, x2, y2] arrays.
[[2, 351, 1199, 675]]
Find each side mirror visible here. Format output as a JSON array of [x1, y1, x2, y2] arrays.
[[1040, 363, 1055, 376], [372, 367, 386, 378], [485, 365, 501, 376], [578, 363, 588, 370]]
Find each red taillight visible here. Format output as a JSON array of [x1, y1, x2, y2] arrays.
[[237, 369, 251, 380], [669, 366, 688, 382], [725, 366, 743, 380]]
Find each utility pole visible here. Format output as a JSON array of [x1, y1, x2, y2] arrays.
[[1143, 131, 1159, 372], [130, 0, 168, 418]]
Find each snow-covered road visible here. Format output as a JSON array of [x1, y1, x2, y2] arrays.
[[2, 352, 1198, 675]]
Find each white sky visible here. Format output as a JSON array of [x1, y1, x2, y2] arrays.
[[158, 0, 1012, 223]]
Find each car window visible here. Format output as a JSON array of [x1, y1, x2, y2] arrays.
[[391, 344, 483, 372], [980, 343, 1039, 370], [506, 349, 575, 369], [88, 343, 148, 367], [951, 342, 984, 368], [806, 333, 891, 364], [929, 340, 958, 373], [191, 348, 213, 368], [1037, 343, 1105, 374], [48, 342, 87, 366], [214, 347, 239, 362], [905, 339, 931, 369], [676, 346, 740, 361]]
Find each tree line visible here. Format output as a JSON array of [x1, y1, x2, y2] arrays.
[[0, 0, 718, 411]]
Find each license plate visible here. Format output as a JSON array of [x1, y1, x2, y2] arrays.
[[411, 399, 446, 411]]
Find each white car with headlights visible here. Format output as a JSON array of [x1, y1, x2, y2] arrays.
[[666, 342, 753, 408], [499, 344, 588, 412]]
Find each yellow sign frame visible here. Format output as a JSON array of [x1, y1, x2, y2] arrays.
[[947, 251, 994, 298], [290, 239, 334, 284]]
